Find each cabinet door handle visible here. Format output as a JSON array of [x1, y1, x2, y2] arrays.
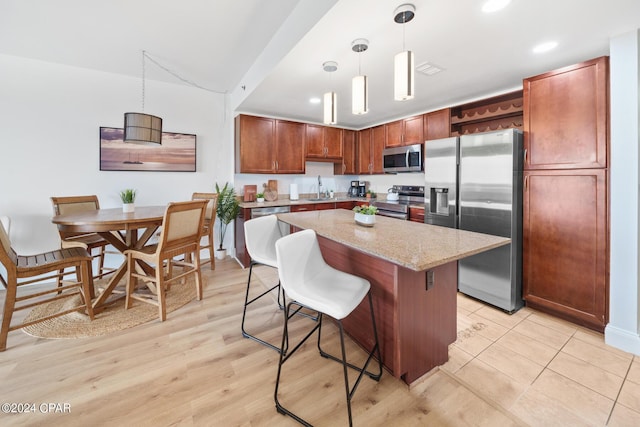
[[523, 148, 528, 165], [524, 175, 529, 190]]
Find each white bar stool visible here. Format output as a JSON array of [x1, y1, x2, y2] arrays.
[[242, 214, 286, 352], [274, 229, 382, 426]]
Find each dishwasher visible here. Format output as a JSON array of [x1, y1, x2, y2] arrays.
[[250, 205, 291, 237]]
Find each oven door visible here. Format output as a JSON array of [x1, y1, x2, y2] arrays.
[[376, 210, 408, 220]]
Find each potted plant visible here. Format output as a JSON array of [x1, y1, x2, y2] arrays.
[[352, 204, 377, 227], [256, 192, 265, 203], [119, 189, 137, 213], [215, 182, 240, 259]]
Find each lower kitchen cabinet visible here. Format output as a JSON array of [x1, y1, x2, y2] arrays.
[[409, 206, 425, 223], [523, 168, 608, 331]]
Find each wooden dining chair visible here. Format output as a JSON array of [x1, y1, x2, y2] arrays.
[[51, 196, 115, 286], [190, 192, 218, 270], [0, 218, 95, 351], [124, 199, 208, 321]]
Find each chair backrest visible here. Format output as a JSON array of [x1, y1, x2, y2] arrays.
[[51, 195, 100, 215], [0, 218, 17, 272], [275, 229, 326, 302], [51, 196, 101, 239], [0, 216, 10, 238], [244, 214, 283, 268], [191, 192, 218, 222], [156, 200, 208, 255]]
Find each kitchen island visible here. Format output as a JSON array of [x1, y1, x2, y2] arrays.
[[276, 209, 510, 385]]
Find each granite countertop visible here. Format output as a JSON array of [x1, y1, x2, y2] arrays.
[[276, 209, 510, 272]]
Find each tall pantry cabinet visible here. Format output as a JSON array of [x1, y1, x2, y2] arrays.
[[522, 56, 609, 332]]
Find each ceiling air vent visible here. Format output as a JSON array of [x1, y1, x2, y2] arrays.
[[416, 62, 443, 76]]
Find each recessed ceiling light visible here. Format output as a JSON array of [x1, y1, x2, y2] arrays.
[[482, 0, 511, 13], [532, 41, 558, 53], [309, 97, 321, 104]]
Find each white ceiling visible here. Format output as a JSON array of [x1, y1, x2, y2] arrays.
[[2, 0, 640, 129]]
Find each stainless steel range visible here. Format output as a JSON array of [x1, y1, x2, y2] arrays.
[[372, 185, 425, 220]]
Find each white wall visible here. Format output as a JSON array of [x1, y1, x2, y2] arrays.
[[605, 30, 640, 354], [0, 54, 234, 257]]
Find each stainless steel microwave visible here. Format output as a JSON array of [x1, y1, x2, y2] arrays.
[[382, 144, 423, 173]]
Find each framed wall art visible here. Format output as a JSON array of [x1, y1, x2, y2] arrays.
[[99, 127, 196, 172]]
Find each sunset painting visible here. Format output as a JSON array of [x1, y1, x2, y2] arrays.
[[100, 127, 196, 172]]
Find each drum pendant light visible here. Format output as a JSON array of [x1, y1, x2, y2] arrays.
[[393, 4, 416, 101], [322, 61, 338, 125], [351, 39, 369, 115], [124, 50, 163, 145]]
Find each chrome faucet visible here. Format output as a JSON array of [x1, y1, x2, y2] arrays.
[[317, 175, 322, 198]]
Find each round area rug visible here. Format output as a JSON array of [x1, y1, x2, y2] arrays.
[[22, 279, 198, 339]]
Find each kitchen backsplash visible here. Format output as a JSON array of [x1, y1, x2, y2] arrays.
[[234, 161, 425, 197]]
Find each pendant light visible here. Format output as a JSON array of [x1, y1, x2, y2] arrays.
[[393, 4, 416, 101], [351, 39, 369, 115], [124, 50, 162, 145], [322, 61, 338, 125]]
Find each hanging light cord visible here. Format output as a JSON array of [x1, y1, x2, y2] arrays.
[[142, 51, 227, 95], [141, 50, 146, 112], [402, 18, 406, 51]]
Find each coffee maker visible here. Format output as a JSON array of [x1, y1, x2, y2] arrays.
[[348, 180, 359, 198], [358, 181, 368, 197]]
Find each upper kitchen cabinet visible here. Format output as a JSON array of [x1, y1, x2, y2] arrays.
[[305, 124, 343, 161], [357, 126, 383, 174], [450, 91, 523, 137], [523, 56, 609, 170], [385, 115, 424, 148], [276, 120, 306, 173], [357, 128, 372, 174], [235, 114, 305, 174], [424, 108, 451, 140], [335, 129, 356, 175]]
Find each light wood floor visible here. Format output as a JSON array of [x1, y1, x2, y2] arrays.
[[1, 257, 640, 426]]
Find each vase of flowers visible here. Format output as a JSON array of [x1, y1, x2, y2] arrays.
[[352, 204, 377, 227]]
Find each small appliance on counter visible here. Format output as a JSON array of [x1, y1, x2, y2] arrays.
[[348, 180, 360, 198], [358, 181, 368, 197], [386, 187, 399, 201], [289, 183, 299, 200]]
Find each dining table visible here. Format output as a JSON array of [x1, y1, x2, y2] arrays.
[[52, 206, 166, 312]]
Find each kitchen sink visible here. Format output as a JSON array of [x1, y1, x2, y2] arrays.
[[307, 197, 332, 202]]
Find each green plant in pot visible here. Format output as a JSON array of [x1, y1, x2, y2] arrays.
[[119, 189, 137, 213], [215, 182, 240, 259], [353, 204, 377, 227]]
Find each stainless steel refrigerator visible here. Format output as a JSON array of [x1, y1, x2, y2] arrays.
[[424, 129, 523, 312]]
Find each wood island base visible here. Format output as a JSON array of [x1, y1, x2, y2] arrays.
[[317, 235, 457, 385]]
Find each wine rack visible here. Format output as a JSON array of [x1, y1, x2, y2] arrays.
[[450, 90, 523, 136]]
